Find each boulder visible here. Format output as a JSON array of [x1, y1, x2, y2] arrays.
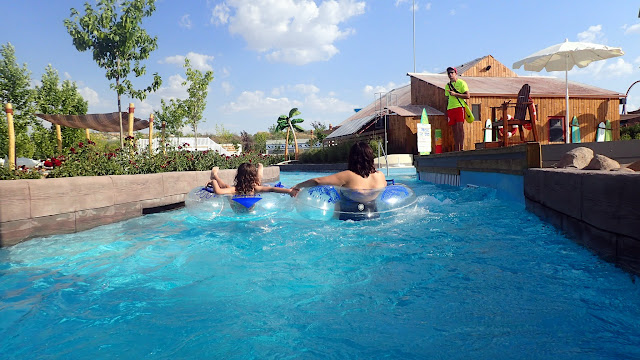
[[555, 147, 594, 169], [627, 160, 640, 172], [584, 154, 620, 171]]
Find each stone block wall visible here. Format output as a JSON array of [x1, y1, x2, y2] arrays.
[[0, 166, 280, 247], [524, 168, 640, 275]]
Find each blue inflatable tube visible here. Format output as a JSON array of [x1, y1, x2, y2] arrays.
[[294, 183, 417, 221]]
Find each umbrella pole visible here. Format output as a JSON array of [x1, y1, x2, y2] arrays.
[[565, 56, 570, 144]]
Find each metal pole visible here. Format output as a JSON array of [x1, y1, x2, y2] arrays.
[[412, 0, 416, 73], [565, 57, 570, 144]]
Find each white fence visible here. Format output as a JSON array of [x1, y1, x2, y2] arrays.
[[137, 137, 240, 156]]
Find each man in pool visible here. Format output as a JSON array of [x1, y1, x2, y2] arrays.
[[291, 142, 387, 221]]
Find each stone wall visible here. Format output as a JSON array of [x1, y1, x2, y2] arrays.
[[524, 168, 640, 275], [0, 167, 280, 247]]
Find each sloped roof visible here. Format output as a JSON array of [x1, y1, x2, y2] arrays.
[[36, 112, 149, 132], [439, 56, 485, 75], [387, 105, 443, 117], [408, 73, 623, 98], [326, 115, 376, 140]]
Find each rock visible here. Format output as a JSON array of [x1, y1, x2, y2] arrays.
[[584, 154, 620, 171], [628, 160, 640, 172], [555, 147, 594, 169], [611, 167, 635, 173]]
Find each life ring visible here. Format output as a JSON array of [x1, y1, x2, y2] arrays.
[[185, 184, 293, 221], [497, 114, 518, 138], [294, 183, 417, 221]]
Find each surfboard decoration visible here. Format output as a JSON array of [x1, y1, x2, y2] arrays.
[[417, 108, 431, 155], [596, 121, 606, 142], [605, 120, 612, 141], [571, 116, 581, 143], [484, 119, 492, 142]]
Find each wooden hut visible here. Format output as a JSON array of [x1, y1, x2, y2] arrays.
[[326, 55, 624, 154]]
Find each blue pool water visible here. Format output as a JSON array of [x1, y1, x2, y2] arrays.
[[1, 172, 639, 359]]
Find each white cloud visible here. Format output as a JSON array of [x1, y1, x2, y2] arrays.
[[211, 3, 230, 25], [424, 2, 431, 10], [604, 58, 634, 77], [304, 93, 353, 113], [179, 14, 192, 29], [449, 9, 456, 16], [222, 90, 302, 113], [221, 81, 233, 95], [291, 84, 320, 95], [63, 72, 72, 80], [155, 74, 188, 100], [577, 24, 603, 43], [211, 0, 365, 65], [395, 0, 409, 6], [78, 87, 100, 107], [160, 52, 215, 71], [363, 81, 398, 97], [635, 56, 640, 65], [624, 23, 640, 35]]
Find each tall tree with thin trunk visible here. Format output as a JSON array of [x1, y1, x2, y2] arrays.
[[64, 0, 162, 148], [0, 42, 36, 158], [276, 108, 304, 160], [182, 58, 213, 151]]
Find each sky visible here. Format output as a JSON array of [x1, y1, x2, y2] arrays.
[[2, 0, 640, 135]]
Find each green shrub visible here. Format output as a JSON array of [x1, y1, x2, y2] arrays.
[[621, 123, 640, 140], [0, 166, 43, 180], [298, 138, 383, 164], [42, 140, 284, 178]]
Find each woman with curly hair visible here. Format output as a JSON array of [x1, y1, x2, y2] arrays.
[[291, 141, 387, 220], [208, 163, 293, 196]]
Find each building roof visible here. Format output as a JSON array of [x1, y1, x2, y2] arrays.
[[327, 84, 443, 140], [408, 73, 624, 99], [439, 56, 485, 75]]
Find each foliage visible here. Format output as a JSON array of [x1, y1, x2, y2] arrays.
[[240, 130, 254, 152], [298, 138, 382, 164], [0, 42, 36, 158], [253, 131, 268, 154], [182, 58, 214, 143], [40, 140, 284, 178], [153, 98, 185, 152], [310, 121, 328, 145], [64, 0, 162, 146], [33, 64, 88, 158], [621, 123, 640, 140], [0, 165, 43, 180], [275, 107, 305, 160], [210, 124, 240, 145]]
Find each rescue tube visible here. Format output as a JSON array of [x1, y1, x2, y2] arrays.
[[294, 183, 417, 221], [497, 114, 518, 138], [185, 185, 293, 221], [525, 97, 536, 131]]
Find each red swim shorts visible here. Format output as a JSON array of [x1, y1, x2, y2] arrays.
[[447, 107, 465, 126]]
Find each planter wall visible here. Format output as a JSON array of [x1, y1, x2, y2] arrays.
[[0, 166, 280, 246]]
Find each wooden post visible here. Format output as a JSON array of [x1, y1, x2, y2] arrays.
[[161, 120, 166, 155], [128, 103, 135, 140], [55, 124, 62, 152], [5, 103, 15, 170], [148, 113, 154, 155], [85, 128, 91, 140]]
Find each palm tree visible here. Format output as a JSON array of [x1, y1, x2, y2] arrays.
[[275, 108, 304, 160]]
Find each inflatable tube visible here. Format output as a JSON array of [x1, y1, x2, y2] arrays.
[[185, 185, 293, 221], [497, 114, 518, 138], [295, 184, 417, 221]]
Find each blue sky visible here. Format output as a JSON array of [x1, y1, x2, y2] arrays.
[[2, 0, 639, 134]]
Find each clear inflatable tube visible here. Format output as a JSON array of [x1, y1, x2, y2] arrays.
[[185, 184, 293, 221], [294, 184, 417, 221]]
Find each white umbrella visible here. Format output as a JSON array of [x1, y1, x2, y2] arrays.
[[513, 39, 624, 143]]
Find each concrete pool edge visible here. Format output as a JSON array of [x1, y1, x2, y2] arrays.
[[0, 167, 280, 246]]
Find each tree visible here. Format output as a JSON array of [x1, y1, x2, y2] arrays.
[[0, 42, 36, 158], [310, 121, 328, 147], [153, 98, 184, 151], [64, 0, 162, 148], [34, 64, 88, 157], [253, 131, 268, 154], [275, 108, 304, 160], [240, 130, 253, 152], [181, 58, 214, 150]]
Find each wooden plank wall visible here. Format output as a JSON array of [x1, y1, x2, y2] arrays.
[[409, 77, 620, 151]]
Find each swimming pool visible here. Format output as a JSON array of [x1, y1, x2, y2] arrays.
[[1, 172, 639, 359]]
